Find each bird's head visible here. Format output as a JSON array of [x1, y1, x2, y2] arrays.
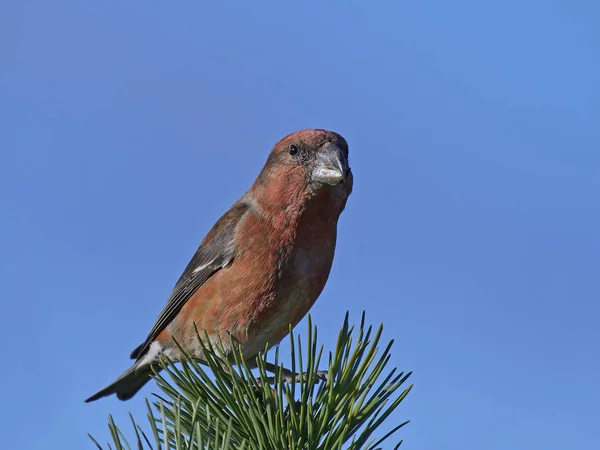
[[252, 129, 353, 205]]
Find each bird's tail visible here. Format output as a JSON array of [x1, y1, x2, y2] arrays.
[[85, 362, 154, 403]]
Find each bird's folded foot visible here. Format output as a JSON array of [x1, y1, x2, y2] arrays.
[[256, 362, 328, 385], [282, 369, 328, 383]]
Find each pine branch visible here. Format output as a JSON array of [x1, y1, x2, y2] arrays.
[[89, 312, 413, 450]]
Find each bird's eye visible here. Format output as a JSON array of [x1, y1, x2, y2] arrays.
[[289, 144, 299, 156]]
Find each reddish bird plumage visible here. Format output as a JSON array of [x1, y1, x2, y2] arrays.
[[86, 129, 353, 402]]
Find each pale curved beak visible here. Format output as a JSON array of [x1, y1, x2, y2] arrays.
[[311, 143, 348, 186]]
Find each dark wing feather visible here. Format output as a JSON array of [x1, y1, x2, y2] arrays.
[[130, 202, 249, 360]]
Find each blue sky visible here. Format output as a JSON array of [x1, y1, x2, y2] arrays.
[[1, 1, 599, 449]]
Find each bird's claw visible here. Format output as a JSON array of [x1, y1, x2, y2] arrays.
[[288, 370, 328, 383], [256, 369, 328, 386]]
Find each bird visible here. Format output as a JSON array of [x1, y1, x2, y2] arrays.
[[85, 128, 353, 402]]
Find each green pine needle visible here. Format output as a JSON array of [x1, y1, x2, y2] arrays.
[[89, 312, 412, 450]]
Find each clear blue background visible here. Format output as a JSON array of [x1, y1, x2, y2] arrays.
[[1, 1, 599, 449]]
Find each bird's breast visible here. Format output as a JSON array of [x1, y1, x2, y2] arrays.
[[244, 198, 341, 354], [175, 190, 346, 361]]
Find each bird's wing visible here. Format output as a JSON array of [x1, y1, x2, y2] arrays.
[[130, 202, 249, 360]]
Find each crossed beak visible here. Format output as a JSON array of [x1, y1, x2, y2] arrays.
[[311, 143, 349, 186]]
